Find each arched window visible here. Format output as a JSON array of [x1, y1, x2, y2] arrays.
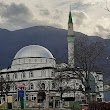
[[29, 59, 31, 62], [21, 73, 22, 79], [26, 94, 28, 101], [21, 72, 25, 79], [31, 95, 35, 101], [13, 85, 17, 91], [35, 59, 37, 62], [14, 73, 17, 79], [29, 83, 34, 90], [29, 71, 33, 78], [6, 74, 10, 80], [41, 83, 45, 90], [15, 85, 17, 90], [76, 83, 79, 86], [13, 86, 14, 91], [51, 71, 55, 77], [52, 82, 55, 89]]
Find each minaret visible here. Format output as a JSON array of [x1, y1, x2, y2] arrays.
[[67, 10, 74, 67]]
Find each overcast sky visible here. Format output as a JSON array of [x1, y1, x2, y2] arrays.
[[0, 0, 110, 38]]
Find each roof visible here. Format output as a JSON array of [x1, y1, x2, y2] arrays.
[[14, 45, 54, 59], [68, 11, 73, 24]]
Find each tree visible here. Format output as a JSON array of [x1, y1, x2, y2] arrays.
[[54, 72, 70, 99], [74, 36, 105, 102], [51, 36, 104, 104], [0, 74, 14, 97], [53, 69, 71, 108], [54, 37, 104, 103]]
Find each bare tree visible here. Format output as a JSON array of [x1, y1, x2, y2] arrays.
[[54, 72, 71, 100], [53, 70, 72, 109], [0, 74, 14, 97], [54, 36, 104, 103], [74, 37, 105, 102]]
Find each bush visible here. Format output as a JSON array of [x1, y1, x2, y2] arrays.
[[89, 102, 110, 110]]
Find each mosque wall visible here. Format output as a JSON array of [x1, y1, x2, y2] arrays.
[[11, 57, 56, 70]]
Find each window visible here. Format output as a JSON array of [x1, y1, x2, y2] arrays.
[[6, 74, 10, 80], [29, 83, 34, 90], [7, 85, 10, 91], [52, 82, 55, 89], [100, 85, 103, 88], [15, 85, 17, 90], [76, 83, 79, 86], [96, 75, 99, 80], [13, 85, 17, 91], [23, 72, 25, 78], [26, 96, 28, 101], [14, 73, 17, 79], [21, 72, 25, 79], [51, 71, 55, 77], [29, 71, 33, 78], [35, 59, 37, 62], [13, 86, 14, 91], [31, 95, 35, 101], [41, 83, 45, 90], [21, 74, 22, 79], [29, 59, 31, 62]]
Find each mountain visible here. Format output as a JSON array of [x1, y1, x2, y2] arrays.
[[0, 26, 110, 80], [0, 26, 68, 68], [1, 26, 110, 100]]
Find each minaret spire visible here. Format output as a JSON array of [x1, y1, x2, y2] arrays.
[[68, 6, 73, 24], [67, 8, 74, 67]]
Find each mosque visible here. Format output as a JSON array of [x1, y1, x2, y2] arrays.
[[0, 11, 104, 107]]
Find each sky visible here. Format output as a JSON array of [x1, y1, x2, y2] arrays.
[[0, 0, 110, 38]]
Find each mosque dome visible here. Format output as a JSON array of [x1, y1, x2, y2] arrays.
[[14, 45, 54, 59]]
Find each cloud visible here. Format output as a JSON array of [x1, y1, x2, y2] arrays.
[[78, 0, 103, 5], [96, 25, 110, 37], [71, 2, 92, 11], [0, 2, 64, 30], [0, 3, 33, 20], [0, 2, 35, 30], [72, 11, 89, 27], [71, 10, 110, 38], [0, 0, 109, 38], [95, 17, 110, 38]]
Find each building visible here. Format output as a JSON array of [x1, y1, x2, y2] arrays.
[[0, 11, 104, 107], [0, 45, 56, 105]]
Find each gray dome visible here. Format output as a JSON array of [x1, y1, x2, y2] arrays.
[[14, 45, 54, 59]]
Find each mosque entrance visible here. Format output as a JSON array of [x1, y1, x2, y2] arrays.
[[37, 91, 46, 103]]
